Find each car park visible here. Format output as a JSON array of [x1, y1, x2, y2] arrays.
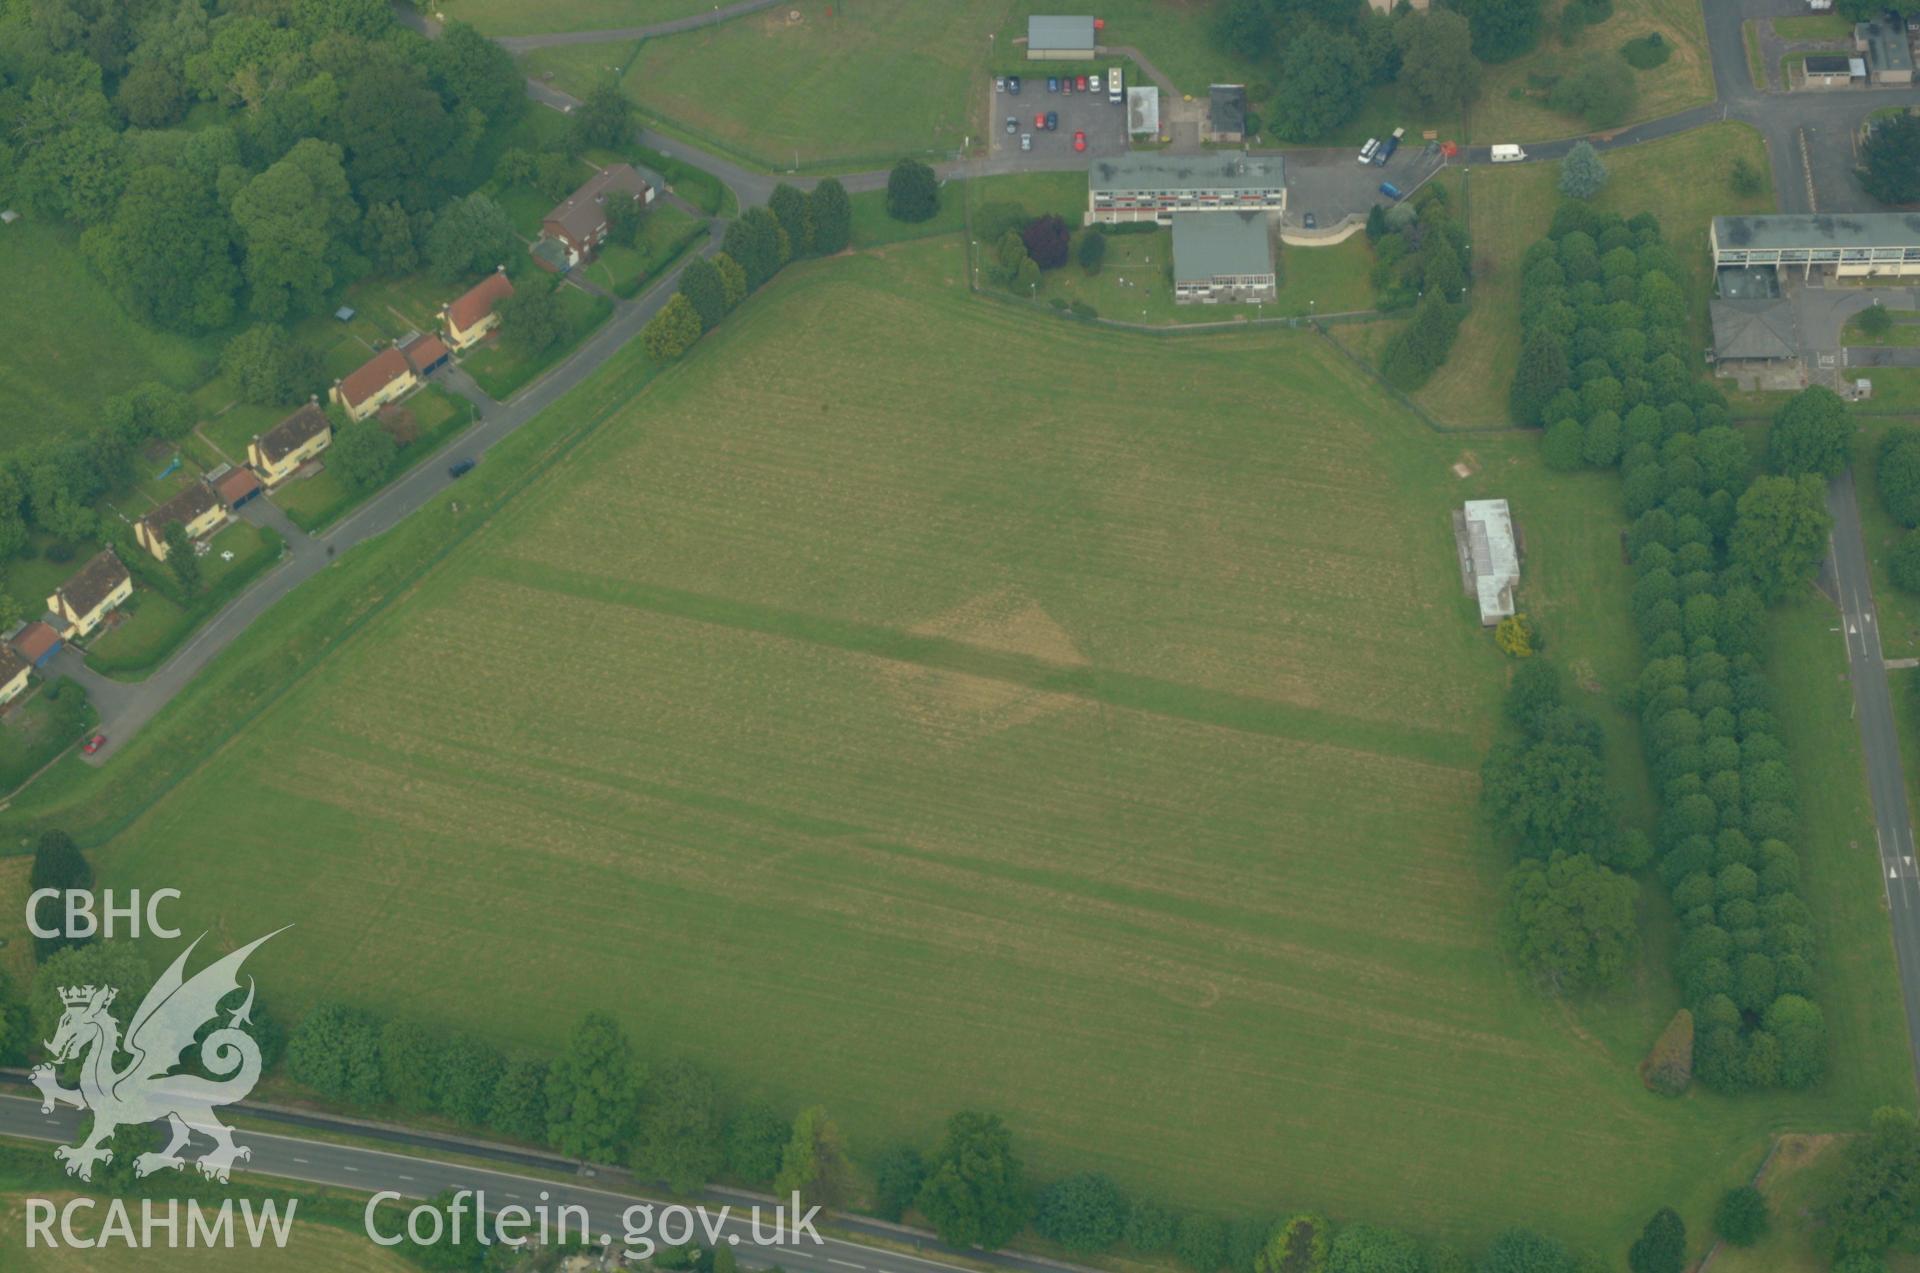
[[1073, 130, 1086, 151], [1047, 76, 1060, 92], [1357, 138, 1378, 164], [1045, 110, 1058, 131], [1006, 116, 1017, 133], [1020, 133, 1032, 152], [1008, 75, 1021, 94]]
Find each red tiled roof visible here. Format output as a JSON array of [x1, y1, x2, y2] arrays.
[[402, 331, 450, 373], [216, 467, 263, 505], [447, 271, 514, 334], [337, 348, 412, 409], [13, 622, 59, 665]]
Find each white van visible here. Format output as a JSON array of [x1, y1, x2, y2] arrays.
[[1491, 144, 1527, 163], [1108, 65, 1123, 104], [1357, 138, 1379, 164]]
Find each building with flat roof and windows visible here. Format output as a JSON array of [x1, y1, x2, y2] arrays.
[[1027, 15, 1096, 59], [1856, 14, 1914, 84], [1710, 214, 1920, 279], [1127, 86, 1160, 136], [1455, 500, 1520, 627], [1797, 54, 1860, 87], [1207, 85, 1248, 143], [1087, 152, 1286, 224], [1172, 212, 1275, 304]]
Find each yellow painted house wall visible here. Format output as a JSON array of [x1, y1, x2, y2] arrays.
[[329, 372, 416, 423], [445, 309, 500, 351], [134, 505, 224, 561], [248, 428, 332, 485], [46, 575, 132, 639], [0, 665, 29, 706]]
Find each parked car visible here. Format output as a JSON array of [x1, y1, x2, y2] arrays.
[[449, 458, 476, 478], [83, 734, 106, 756], [1006, 115, 1017, 134], [1061, 77, 1072, 93], [1377, 128, 1400, 165], [995, 76, 1005, 93], [1045, 110, 1058, 131], [1047, 76, 1060, 92], [1075, 75, 1088, 91], [1357, 138, 1378, 164], [1008, 75, 1021, 94], [1073, 130, 1087, 152], [1303, 211, 1317, 230], [1089, 73, 1102, 93], [1378, 181, 1403, 200], [1020, 133, 1032, 152]]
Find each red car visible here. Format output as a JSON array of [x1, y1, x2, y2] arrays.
[[1076, 75, 1088, 91], [1073, 130, 1087, 152], [1035, 111, 1046, 129], [82, 734, 106, 756]]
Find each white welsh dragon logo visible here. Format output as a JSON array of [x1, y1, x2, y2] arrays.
[[29, 929, 285, 1184]]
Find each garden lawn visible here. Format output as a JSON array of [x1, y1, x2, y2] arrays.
[[577, 203, 707, 296], [75, 238, 1914, 1262], [0, 683, 95, 794], [1414, 123, 1774, 427], [1844, 309, 1920, 347], [0, 221, 217, 456], [1772, 13, 1855, 41], [274, 389, 476, 533], [461, 283, 613, 400], [1470, 0, 1714, 142]]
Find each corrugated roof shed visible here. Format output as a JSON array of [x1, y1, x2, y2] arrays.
[[1172, 211, 1272, 281], [1464, 499, 1518, 625]]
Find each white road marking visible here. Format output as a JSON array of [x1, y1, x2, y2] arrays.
[[830, 1260, 866, 1268]]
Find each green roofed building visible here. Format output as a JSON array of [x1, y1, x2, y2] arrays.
[[1172, 211, 1276, 304], [1710, 213, 1920, 279], [1086, 152, 1286, 225]]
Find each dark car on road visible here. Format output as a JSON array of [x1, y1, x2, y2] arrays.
[[1006, 116, 1016, 134], [1045, 110, 1058, 131], [1007, 75, 1021, 94], [449, 459, 476, 478], [1047, 76, 1059, 92], [1303, 212, 1317, 230]]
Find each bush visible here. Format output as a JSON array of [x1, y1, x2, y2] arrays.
[[1857, 304, 1894, 340], [1069, 300, 1097, 320], [1077, 230, 1107, 274], [1713, 1184, 1768, 1246], [1034, 1173, 1128, 1253], [1620, 33, 1671, 69], [1558, 141, 1610, 199], [1023, 214, 1071, 270]]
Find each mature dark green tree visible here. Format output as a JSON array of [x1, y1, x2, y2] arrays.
[[1124, 1200, 1179, 1255], [333, 58, 461, 210], [1878, 428, 1920, 527], [426, 20, 524, 124], [769, 183, 810, 256], [1451, 0, 1545, 61], [1078, 230, 1108, 273], [286, 1003, 385, 1106], [1550, 54, 1638, 127], [630, 1058, 725, 1193], [885, 158, 940, 223], [330, 420, 399, 491], [28, 831, 91, 960], [1478, 1228, 1574, 1273], [1728, 474, 1832, 601], [30, 945, 152, 1057], [1381, 291, 1463, 390], [1890, 534, 1920, 594], [1511, 330, 1571, 425], [1500, 852, 1639, 993], [1824, 1106, 1920, 1263], [1035, 1173, 1128, 1253], [497, 283, 566, 357], [1713, 1185, 1768, 1247], [426, 193, 517, 284], [380, 1018, 444, 1114], [1225, 1214, 1271, 1273], [808, 178, 853, 254], [872, 1144, 927, 1221], [1269, 27, 1368, 141], [80, 160, 232, 334], [437, 1035, 504, 1128], [115, 61, 188, 128], [916, 1111, 1028, 1250], [1627, 1208, 1685, 1273], [678, 257, 730, 330], [722, 207, 790, 289], [231, 138, 357, 320], [222, 324, 322, 406], [605, 191, 646, 248], [644, 293, 704, 360], [162, 521, 200, 593], [1326, 1223, 1424, 1273], [1768, 386, 1851, 479], [544, 1012, 642, 1163], [489, 1056, 550, 1142], [773, 1105, 852, 1206], [1481, 737, 1613, 856], [1212, 0, 1275, 58], [1176, 1214, 1229, 1273], [362, 201, 421, 276], [1859, 113, 1920, 205], [1396, 9, 1480, 114], [1765, 994, 1826, 1088], [572, 81, 635, 150]]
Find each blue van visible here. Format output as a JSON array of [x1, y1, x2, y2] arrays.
[[1378, 182, 1403, 200]]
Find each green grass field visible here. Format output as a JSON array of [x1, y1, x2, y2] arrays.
[[0, 221, 217, 455], [1414, 123, 1774, 427], [442, 0, 715, 36], [1024, 229, 1376, 325], [62, 236, 1912, 1261]]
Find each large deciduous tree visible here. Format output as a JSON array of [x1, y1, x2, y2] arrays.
[[571, 81, 634, 150], [1768, 385, 1852, 479], [231, 138, 357, 320], [916, 1111, 1028, 1250], [28, 831, 91, 961], [330, 419, 399, 491], [425, 193, 516, 284], [1499, 852, 1639, 993], [1395, 9, 1481, 115], [221, 324, 323, 406], [1451, 0, 1545, 62], [1627, 1208, 1686, 1273], [286, 1003, 385, 1106], [885, 159, 939, 223], [1035, 1173, 1128, 1254], [1268, 27, 1368, 141], [497, 283, 566, 357], [630, 1058, 724, 1193], [544, 1012, 642, 1163], [773, 1105, 852, 1207], [1728, 474, 1832, 601], [1859, 113, 1920, 206]]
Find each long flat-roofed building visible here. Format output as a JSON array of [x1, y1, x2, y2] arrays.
[[1086, 152, 1285, 225], [1710, 213, 1920, 279]]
